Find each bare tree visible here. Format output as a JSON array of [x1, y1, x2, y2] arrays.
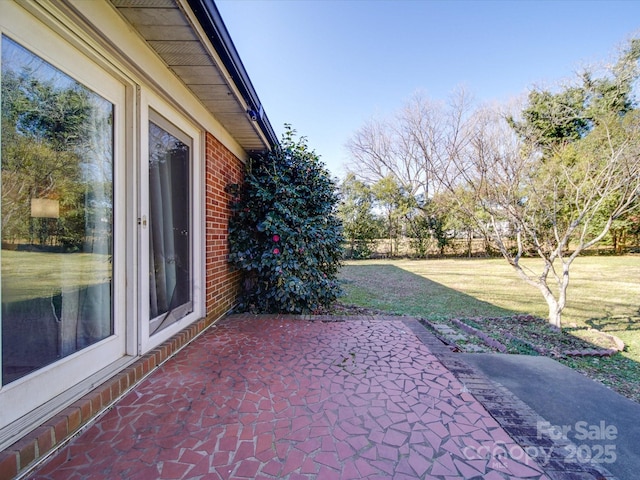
[[345, 117, 397, 186], [345, 89, 474, 199], [345, 90, 476, 258], [441, 99, 640, 328], [345, 40, 640, 327]]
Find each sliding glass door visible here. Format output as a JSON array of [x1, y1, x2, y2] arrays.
[[0, 15, 127, 430], [1, 35, 116, 385], [147, 113, 192, 335]]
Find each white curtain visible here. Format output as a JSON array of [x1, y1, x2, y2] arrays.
[[1, 36, 114, 383], [148, 121, 190, 334]]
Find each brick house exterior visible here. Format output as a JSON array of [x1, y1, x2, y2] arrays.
[[0, 1, 276, 477], [205, 132, 245, 319]]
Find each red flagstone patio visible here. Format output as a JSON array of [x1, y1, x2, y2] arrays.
[[30, 314, 550, 479]]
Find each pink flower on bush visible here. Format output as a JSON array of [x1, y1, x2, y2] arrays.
[[273, 248, 280, 255], [272, 234, 280, 242]]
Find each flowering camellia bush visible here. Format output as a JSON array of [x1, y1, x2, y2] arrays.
[[228, 127, 343, 313]]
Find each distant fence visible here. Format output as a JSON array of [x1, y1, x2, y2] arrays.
[[345, 237, 640, 259]]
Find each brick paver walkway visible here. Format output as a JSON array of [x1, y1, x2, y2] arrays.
[[32, 315, 549, 479]]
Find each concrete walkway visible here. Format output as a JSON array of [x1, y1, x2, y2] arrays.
[[461, 353, 639, 480], [31, 315, 550, 479]]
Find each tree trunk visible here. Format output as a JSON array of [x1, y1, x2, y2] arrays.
[[618, 231, 627, 254], [510, 258, 569, 329], [537, 263, 570, 329], [545, 295, 562, 329]]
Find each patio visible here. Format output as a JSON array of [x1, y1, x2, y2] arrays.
[[31, 314, 551, 479]]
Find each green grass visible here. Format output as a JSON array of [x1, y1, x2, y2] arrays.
[[1, 249, 111, 302], [339, 257, 640, 401], [340, 257, 640, 356], [339, 261, 515, 320]]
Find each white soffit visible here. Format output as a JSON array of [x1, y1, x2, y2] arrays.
[[110, 0, 269, 152]]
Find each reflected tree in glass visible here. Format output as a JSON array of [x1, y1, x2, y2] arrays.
[[1, 36, 114, 384]]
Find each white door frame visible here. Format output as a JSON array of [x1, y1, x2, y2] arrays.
[[0, 3, 128, 428], [137, 90, 205, 354]]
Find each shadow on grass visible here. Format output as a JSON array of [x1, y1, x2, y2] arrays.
[[340, 262, 640, 405], [339, 263, 517, 320], [586, 313, 640, 334]]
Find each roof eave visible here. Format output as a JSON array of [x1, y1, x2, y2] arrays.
[[186, 0, 279, 151]]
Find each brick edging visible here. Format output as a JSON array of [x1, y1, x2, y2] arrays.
[[0, 315, 220, 480], [404, 317, 618, 480]]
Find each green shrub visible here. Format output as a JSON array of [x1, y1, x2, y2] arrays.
[[228, 127, 343, 313]]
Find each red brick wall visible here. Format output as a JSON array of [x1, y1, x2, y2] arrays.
[[0, 134, 244, 479], [204, 132, 244, 319]]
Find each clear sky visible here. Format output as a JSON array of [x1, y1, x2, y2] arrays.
[[216, 0, 640, 178]]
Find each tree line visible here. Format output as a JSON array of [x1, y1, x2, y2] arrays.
[[337, 39, 640, 327]]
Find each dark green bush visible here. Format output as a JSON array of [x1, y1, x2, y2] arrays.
[[228, 127, 343, 313]]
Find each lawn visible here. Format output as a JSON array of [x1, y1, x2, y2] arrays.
[[339, 256, 640, 402], [1, 249, 112, 302]]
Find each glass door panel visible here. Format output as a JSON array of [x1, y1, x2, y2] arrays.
[[1, 36, 114, 385], [148, 115, 192, 335]]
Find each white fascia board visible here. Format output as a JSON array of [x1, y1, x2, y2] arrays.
[[57, 0, 249, 161]]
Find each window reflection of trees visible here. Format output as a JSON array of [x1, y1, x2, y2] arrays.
[[1, 38, 113, 252], [1, 36, 114, 384]]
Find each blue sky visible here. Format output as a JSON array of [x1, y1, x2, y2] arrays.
[[216, 0, 640, 178]]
